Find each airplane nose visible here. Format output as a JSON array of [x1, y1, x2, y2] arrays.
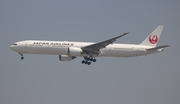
[[10, 45, 16, 51], [10, 45, 14, 50], [10, 43, 18, 51]]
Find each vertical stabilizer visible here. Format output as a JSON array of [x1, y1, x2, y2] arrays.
[[140, 25, 164, 47]]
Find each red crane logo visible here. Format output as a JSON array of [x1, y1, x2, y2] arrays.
[[149, 34, 158, 44]]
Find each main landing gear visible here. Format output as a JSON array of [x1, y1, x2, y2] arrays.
[[81, 57, 96, 65], [19, 53, 24, 60]]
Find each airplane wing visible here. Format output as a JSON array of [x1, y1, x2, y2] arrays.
[[146, 45, 170, 51], [81, 32, 129, 55]]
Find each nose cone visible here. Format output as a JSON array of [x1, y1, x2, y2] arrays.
[[10, 45, 15, 51], [10, 43, 18, 51]]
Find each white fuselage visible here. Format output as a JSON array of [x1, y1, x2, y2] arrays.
[[10, 40, 161, 57]]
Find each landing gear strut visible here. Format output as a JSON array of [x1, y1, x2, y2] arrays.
[[81, 57, 96, 65], [19, 53, 24, 60]]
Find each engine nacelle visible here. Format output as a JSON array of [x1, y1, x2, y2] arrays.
[[68, 47, 82, 56], [59, 55, 76, 61]]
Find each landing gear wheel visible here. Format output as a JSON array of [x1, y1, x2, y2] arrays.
[[90, 58, 93, 61], [82, 60, 85, 64], [85, 61, 88, 64], [19, 53, 24, 60], [88, 62, 91, 65], [86, 57, 90, 61], [93, 59, 96, 62], [21, 57, 24, 60]]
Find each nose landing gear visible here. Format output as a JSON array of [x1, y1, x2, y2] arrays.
[[19, 53, 24, 60]]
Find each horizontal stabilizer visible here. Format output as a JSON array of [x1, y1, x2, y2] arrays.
[[146, 45, 170, 51]]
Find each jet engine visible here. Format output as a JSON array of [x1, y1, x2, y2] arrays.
[[59, 55, 76, 61]]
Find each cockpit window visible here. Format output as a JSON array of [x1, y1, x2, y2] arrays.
[[12, 44, 17, 45]]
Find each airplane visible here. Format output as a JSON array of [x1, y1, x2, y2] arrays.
[[10, 25, 169, 65]]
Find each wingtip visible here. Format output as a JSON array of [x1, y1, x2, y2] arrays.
[[124, 32, 130, 34], [166, 44, 170, 47], [119, 32, 130, 37]]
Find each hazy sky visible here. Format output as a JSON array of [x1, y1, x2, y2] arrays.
[[1, 0, 180, 104]]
